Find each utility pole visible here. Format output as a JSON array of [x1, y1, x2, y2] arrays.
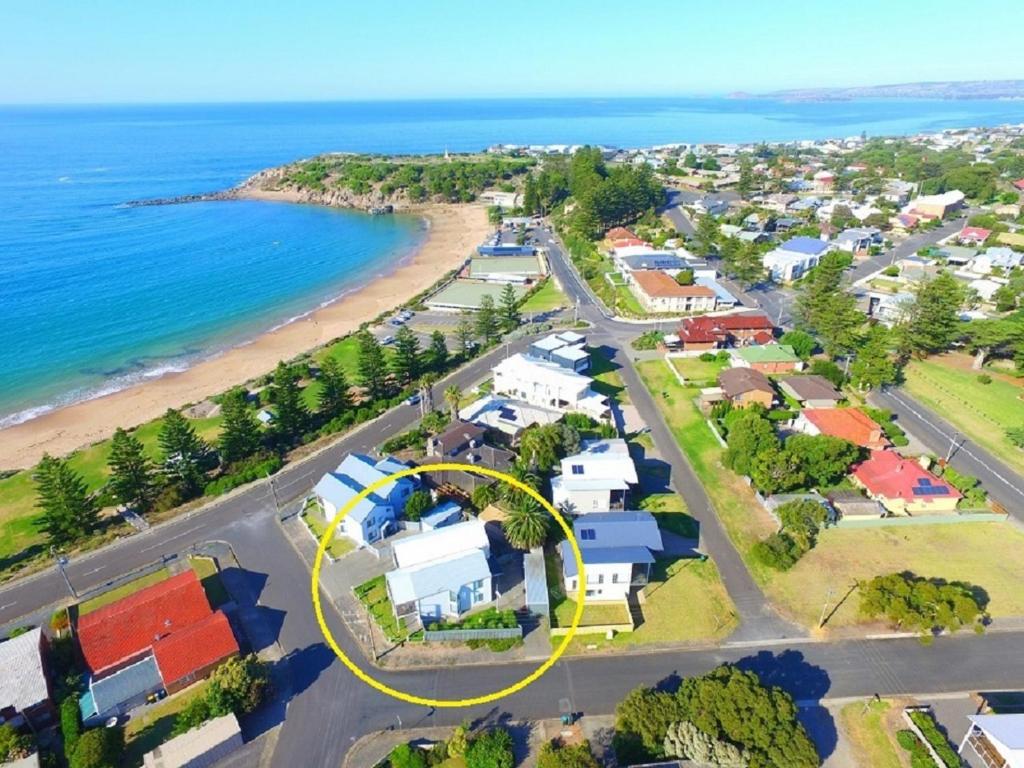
[[51, 547, 76, 598], [818, 585, 835, 629], [267, 472, 281, 515], [945, 432, 960, 463]]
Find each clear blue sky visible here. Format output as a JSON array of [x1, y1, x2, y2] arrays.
[[3, 0, 1023, 104]]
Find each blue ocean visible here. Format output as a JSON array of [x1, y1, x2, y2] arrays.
[[3, 97, 1024, 425]]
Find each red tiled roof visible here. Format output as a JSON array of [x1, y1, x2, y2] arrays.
[[606, 227, 638, 241], [959, 226, 992, 242], [679, 312, 775, 344], [77, 571, 213, 676], [1014, 179, 1024, 191], [802, 408, 888, 448], [611, 238, 649, 249], [852, 450, 961, 503], [153, 612, 238, 687], [633, 271, 716, 299]]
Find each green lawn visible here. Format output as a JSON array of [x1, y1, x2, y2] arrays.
[[355, 575, 411, 643], [838, 699, 905, 768], [123, 680, 211, 767], [589, 346, 631, 405], [77, 568, 171, 617], [903, 354, 1024, 474], [189, 556, 230, 608], [637, 492, 699, 539], [668, 356, 728, 386], [520, 278, 567, 313], [552, 597, 631, 629], [302, 511, 356, 559], [0, 413, 223, 567]]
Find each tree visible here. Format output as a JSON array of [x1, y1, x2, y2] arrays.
[[808, 358, 846, 388], [737, 159, 755, 198], [171, 695, 213, 736], [749, 445, 806, 495], [859, 572, 987, 637], [159, 408, 209, 496], [448, 723, 470, 758], [317, 357, 351, 419], [674, 268, 695, 286], [444, 385, 462, 421], [390, 326, 422, 386], [795, 252, 863, 356], [965, 314, 1024, 370], [426, 330, 449, 372], [850, 324, 898, 391], [357, 330, 389, 401], [695, 215, 720, 256], [518, 423, 566, 471], [779, 330, 816, 359], [785, 434, 862, 488], [683, 152, 699, 169], [35, 454, 99, 546], [107, 427, 158, 513], [475, 294, 500, 343], [389, 744, 427, 768], [269, 362, 308, 443], [663, 721, 748, 767], [456, 317, 477, 357], [723, 408, 779, 477], [0, 724, 31, 763], [720, 237, 764, 287], [616, 686, 685, 758], [60, 694, 82, 756], [498, 283, 521, 332], [899, 272, 966, 357], [218, 387, 261, 464], [404, 489, 432, 522], [465, 727, 514, 768], [502, 503, 549, 550], [538, 741, 600, 768], [205, 655, 271, 716], [70, 727, 124, 768]]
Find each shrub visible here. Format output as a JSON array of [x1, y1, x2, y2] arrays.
[[0, 724, 32, 763], [171, 696, 212, 736], [404, 490, 433, 522], [908, 710, 960, 767], [752, 531, 805, 571], [204, 453, 283, 497], [882, 265, 900, 277], [69, 727, 123, 768], [471, 483, 500, 511], [389, 743, 427, 768], [60, 695, 81, 757], [698, 352, 717, 362], [977, 373, 992, 384], [465, 727, 514, 768], [1007, 426, 1024, 448], [632, 330, 664, 351]]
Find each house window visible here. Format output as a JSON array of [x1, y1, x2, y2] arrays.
[[585, 590, 596, 597], [612, 573, 620, 583], [579, 528, 596, 541], [597, 574, 604, 584], [571, 464, 585, 475]]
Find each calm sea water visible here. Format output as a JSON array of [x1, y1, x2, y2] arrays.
[[2, 97, 1024, 425]]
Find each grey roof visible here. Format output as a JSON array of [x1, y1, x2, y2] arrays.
[[719, 366, 774, 397], [779, 236, 829, 256], [0, 627, 48, 712], [620, 254, 688, 271], [314, 453, 411, 523], [574, 511, 663, 551], [968, 713, 1024, 750], [778, 375, 841, 402], [386, 549, 490, 604], [695, 276, 738, 305], [524, 548, 548, 610], [88, 656, 162, 717], [551, 346, 589, 363], [420, 501, 462, 529], [143, 713, 242, 768], [561, 543, 655, 577]]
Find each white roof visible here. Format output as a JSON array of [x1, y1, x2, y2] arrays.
[[557, 331, 586, 345], [392, 520, 489, 569], [494, 353, 593, 393], [613, 245, 655, 258], [912, 190, 965, 206], [559, 439, 638, 490], [386, 549, 490, 605], [143, 713, 242, 768], [0, 628, 49, 713], [459, 395, 563, 436], [969, 714, 1024, 766], [532, 334, 568, 352]]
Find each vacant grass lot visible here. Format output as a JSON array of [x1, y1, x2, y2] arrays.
[[903, 354, 1024, 474], [0, 414, 223, 566], [520, 278, 567, 313], [838, 699, 905, 768], [668, 356, 728, 386], [635, 358, 1024, 632], [765, 522, 1024, 629]]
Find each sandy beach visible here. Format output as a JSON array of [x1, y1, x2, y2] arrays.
[[0, 203, 490, 471]]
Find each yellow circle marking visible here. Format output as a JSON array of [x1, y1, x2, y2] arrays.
[[310, 462, 585, 707]]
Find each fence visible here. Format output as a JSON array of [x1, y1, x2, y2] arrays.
[[550, 621, 635, 637], [834, 511, 1008, 528], [423, 627, 523, 643]]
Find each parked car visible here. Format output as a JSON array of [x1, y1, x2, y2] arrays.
[[381, 335, 395, 345], [405, 393, 421, 406]]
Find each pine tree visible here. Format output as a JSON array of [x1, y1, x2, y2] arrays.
[[737, 159, 755, 199], [159, 409, 209, 496], [426, 330, 449, 372], [795, 252, 863, 356], [695, 214, 720, 256], [499, 283, 521, 332], [317, 357, 351, 418], [357, 330, 389, 400], [850, 324, 897, 391], [269, 361, 308, 443], [475, 294, 500, 343], [455, 317, 476, 357], [107, 428, 158, 513], [218, 387, 261, 464], [899, 272, 966, 357], [35, 454, 99, 546], [391, 326, 421, 385]]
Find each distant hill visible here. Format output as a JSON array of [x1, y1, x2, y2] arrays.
[[731, 80, 1024, 102]]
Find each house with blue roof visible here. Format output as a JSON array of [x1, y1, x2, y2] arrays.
[[560, 511, 664, 601], [779, 236, 831, 257], [313, 454, 418, 546], [763, 236, 832, 283]]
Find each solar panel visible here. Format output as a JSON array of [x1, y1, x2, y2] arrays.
[[497, 407, 517, 421]]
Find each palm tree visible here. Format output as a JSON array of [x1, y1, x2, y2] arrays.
[[502, 502, 549, 550], [444, 385, 461, 422]]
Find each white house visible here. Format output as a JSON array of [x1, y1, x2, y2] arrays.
[[313, 454, 418, 546], [560, 512, 664, 601], [763, 236, 831, 282], [551, 439, 638, 513], [385, 520, 493, 623], [959, 713, 1024, 768], [630, 271, 718, 314], [972, 247, 1023, 274], [458, 394, 564, 439], [492, 353, 610, 421], [835, 227, 882, 253]]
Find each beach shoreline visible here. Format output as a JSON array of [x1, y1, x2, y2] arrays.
[[0, 202, 489, 471]]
